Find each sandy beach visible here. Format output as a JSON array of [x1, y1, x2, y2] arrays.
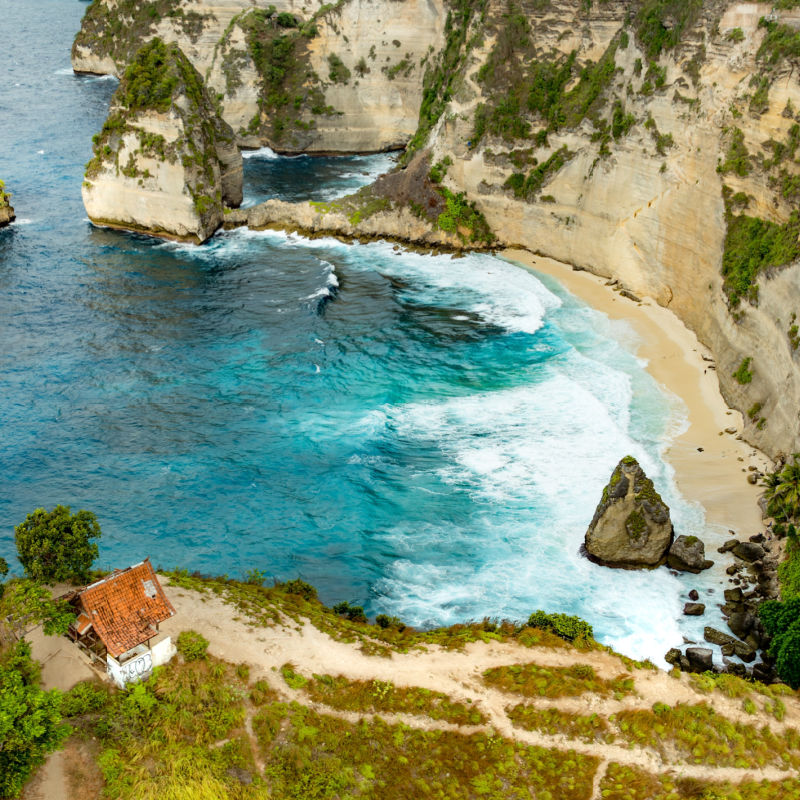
[[503, 248, 771, 542]]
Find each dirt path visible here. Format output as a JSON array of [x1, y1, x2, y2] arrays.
[[160, 583, 800, 788]]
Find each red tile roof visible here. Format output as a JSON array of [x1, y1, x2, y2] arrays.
[[75, 559, 175, 658]]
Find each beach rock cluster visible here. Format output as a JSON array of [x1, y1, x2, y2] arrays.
[[82, 38, 242, 243], [666, 526, 781, 680], [584, 457, 674, 569]]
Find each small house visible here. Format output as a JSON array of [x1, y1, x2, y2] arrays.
[[66, 558, 176, 687]]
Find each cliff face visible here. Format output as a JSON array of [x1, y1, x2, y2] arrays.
[[82, 38, 243, 243], [72, 0, 446, 153], [73, 0, 800, 455], [412, 0, 800, 458]]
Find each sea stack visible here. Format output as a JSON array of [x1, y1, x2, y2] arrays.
[[584, 456, 673, 568], [82, 38, 242, 244], [0, 180, 15, 227]]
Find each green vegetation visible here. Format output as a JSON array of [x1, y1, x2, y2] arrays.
[[405, 0, 488, 158], [482, 662, 634, 699], [757, 17, 800, 67], [504, 147, 572, 201], [327, 53, 351, 83], [0, 178, 11, 206], [717, 127, 750, 177], [507, 705, 613, 742], [733, 357, 753, 384], [0, 579, 76, 636], [763, 454, 800, 522], [59, 649, 599, 799], [613, 701, 800, 768], [177, 629, 210, 661], [526, 610, 594, 643], [14, 505, 101, 583], [474, 32, 618, 151], [721, 207, 800, 306], [118, 38, 179, 112], [0, 641, 69, 798], [635, 0, 702, 59], [760, 597, 800, 689], [599, 762, 800, 800], [727, 27, 745, 43], [73, 0, 213, 67], [298, 673, 487, 725], [436, 187, 495, 244], [164, 569, 590, 656]]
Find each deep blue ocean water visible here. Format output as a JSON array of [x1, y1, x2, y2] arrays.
[[1, 0, 727, 663]]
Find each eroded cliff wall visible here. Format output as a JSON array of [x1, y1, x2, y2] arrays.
[[72, 0, 446, 153], [412, 0, 800, 458]]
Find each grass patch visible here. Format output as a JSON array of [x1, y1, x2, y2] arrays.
[[599, 762, 800, 800], [507, 705, 614, 742], [613, 702, 800, 768], [299, 673, 487, 725], [256, 703, 598, 799], [482, 662, 635, 699]]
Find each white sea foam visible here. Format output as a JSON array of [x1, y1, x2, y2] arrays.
[[54, 66, 74, 75], [305, 259, 339, 304], [242, 146, 302, 160]]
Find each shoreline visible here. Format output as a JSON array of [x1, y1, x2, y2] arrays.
[[503, 248, 770, 542]]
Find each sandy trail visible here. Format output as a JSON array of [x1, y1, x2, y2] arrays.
[[158, 583, 800, 787]]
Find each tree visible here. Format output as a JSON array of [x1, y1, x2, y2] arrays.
[[14, 505, 101, 583], [0, 641, 69, 797], [0, 580, 76, 636], [763, 454, 800, 522], [759, 597, 800, 689]]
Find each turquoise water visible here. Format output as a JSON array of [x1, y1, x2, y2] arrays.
[[1, 0, 722, 664]]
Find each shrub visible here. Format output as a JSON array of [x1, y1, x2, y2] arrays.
[[328, 53, 351, 84], [61, 681, 109, 717], [526, 610, 594, 642], [332, 600, 367, 623], [733, 357, 753, 384], [177, 629, 210, 661], [280, 578, 318, 601]]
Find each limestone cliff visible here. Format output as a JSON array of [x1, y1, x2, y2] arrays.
[[72, 0, 446, 153], [73, 0, 800, 456], [412, 0, 800, 458], [585, 456, 674, 568], [82, 38, 242, 243], [0, 180, 15, 227]]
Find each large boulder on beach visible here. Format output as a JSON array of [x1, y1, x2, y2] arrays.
[[668, 535, 713, 573], [584, 456, 673, 568], [82, 39, 242, 244]]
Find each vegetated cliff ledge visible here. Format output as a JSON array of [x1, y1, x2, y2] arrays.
[[74, 0, 800, 458], [20, 571, 800, 799], [83, 38, 243, 243], [0, 180, 15, 227]]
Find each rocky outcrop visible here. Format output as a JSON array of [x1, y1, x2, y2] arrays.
[[225, 149, 494, 249], [0, 181, 14, 227], [82, 39, 242, 244], [71, 0, 445, 153], [584, 456, 673, 568], [668, 535, 713, 573]]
